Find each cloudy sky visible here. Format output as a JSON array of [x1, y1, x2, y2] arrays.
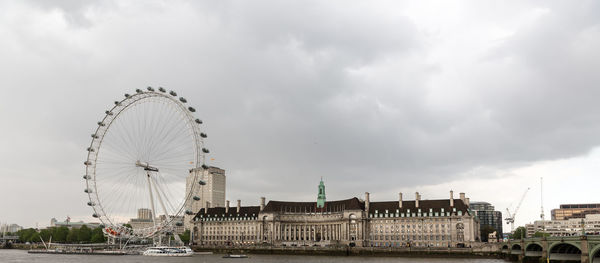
[[1, 0, 599, 230]]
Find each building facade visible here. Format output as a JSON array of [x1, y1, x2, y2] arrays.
[[526, 214, 600, 237], [191, 182, 480, 248], [470, 202, 503, 241], [185, 166, 226, 230], [551, 203, 600, 220]]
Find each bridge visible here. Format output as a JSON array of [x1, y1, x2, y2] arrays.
[[501, 236, 600, 262]]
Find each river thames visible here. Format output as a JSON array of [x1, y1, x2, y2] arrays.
[[0, 250, 506, 263]]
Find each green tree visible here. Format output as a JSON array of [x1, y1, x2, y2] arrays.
[[39, 229, 52, 242], [17, 228, 37, 243], [533, 231, 550, 238], [511, 226, 527, 240], [53, 226, 69, 243], [66, 228, 80, 243], [29, 232, 40, 243], [78, 225, 92, 243], [90, 227, 106, 243], [179, 230, 190, 244]]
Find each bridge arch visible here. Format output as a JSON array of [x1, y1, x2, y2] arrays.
[[512, 244, 522, 250], [502, 244, 509, 250], [549, 242, 581, 262], [589, 244, 600, 263], [524, 243, 543, 258]]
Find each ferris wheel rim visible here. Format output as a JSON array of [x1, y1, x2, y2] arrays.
[[83, 88, 206, 238]]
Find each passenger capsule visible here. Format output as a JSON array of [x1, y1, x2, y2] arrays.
[[124, 93, 130, 98], [169, 91, 177, 96], [188, 107, 196, 112], [87, 202, 95, 206], [159, 87, 166, 92], [97, 122, 105, 126], [84, 188, 92, 193], [175, 222, 183, 227], [114, 101, 121, 106], [195, 119, 203, 124], [202, 148, 209, 153], [201, 164, 209, 169], [179, 97, 187, 103], [193, 196, 201, 201], [87, 147, 94, 152], [92, 213, 99, 218], [185, 210, 194, 215], [83, 175, 90, 179], [84, 161, 92, 165], [198, 180, 207, 185], [105, 110, 113, 115], [136, 89, 142, 93], [91, 134, 99, 139], [200, 133, 207, 138], [147, 86, 154, 91]]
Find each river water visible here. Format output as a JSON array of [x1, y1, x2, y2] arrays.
[[0, 249, 506, 263]]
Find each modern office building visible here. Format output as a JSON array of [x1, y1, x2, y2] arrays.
[[191, 181, 480, 248], [525, 214, 600, 237], [470, 201, 503, 241], [184, 166, 226, 230], [551, 203, 600, 220]]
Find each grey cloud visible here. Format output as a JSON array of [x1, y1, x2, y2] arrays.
[[1, 0, 600, 226]]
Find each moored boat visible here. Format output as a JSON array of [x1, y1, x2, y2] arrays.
[[142, 246, 194, 257]]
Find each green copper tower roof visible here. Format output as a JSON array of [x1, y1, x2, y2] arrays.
[[317, 178, 326, 208]]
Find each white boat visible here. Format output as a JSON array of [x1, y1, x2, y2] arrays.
[[142, 246, 194, 257]]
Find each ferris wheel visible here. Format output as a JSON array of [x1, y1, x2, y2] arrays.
[[83, 87, 208, 238]]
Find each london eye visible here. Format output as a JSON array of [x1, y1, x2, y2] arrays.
[[83, 87, 208, 239]]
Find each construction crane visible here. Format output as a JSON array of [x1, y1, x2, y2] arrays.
[[505, 187, 530, 232]]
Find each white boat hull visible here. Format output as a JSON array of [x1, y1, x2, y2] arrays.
[[143, 246, 194, 257]]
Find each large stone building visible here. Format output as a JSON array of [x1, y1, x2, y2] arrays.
[[470, 201, 503, 241], [551, 203, 600, 220], [191, 180, 480, 248], [184, 166, 226, 230]]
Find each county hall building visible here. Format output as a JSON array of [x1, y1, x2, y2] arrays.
[[191, 179, 480, 248]]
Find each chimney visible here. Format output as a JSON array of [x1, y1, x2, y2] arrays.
[[465, 197, 470, 207], [450, 190, 454, 207], [225, 200, 230, 213], [204, 201, 210, 213], [365, 192, 370, 213], [415, 192, 420, 208], [236, 199, 241, 213], [260, 197, 266, 212], [459, 192, 465, 202], [399, 192, 403, 208]]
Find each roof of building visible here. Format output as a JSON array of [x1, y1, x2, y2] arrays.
[[195, 206, 261, 219], [368, 199, 469, 214], [262, 197, 364, 213]]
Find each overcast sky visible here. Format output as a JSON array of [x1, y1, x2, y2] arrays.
[[1, 0, 599, 230]]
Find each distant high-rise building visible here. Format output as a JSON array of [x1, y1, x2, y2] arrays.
[[138, 208, 153, 220], [184, 166, 226, 230], [470, 202, 503, 241], [551, 203, 600, 220]]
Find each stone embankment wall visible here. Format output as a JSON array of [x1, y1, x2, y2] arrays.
[[193, 244, 502, 258]]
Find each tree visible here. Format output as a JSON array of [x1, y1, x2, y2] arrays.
[[480, 225, 497, 242], [179, 230, 190, 244], [533, 231, 550, 238], [17, 228, 37, 243], [67, 228, 80, 243], [39, 229, 52, 242], [90, 227, 106, 243], [53, 226, 69, 243], [512, 226, 527, 240], [78, 225, 92, 243]]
